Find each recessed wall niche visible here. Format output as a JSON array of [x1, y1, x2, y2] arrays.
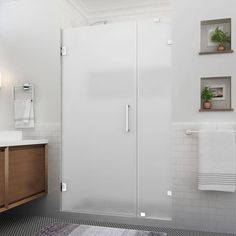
[[200, 76, 233, 111], [200, 18, 233, 55]]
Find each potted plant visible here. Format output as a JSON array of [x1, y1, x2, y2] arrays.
[[201, 86, 213, 109], [211, 26, 231, 51]]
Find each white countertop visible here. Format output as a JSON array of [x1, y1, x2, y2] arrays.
[[0, 139, 48, 148]]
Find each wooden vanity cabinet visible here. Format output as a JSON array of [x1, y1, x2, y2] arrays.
[[0, 148, 5, 210], [0, 144, 47, 213]]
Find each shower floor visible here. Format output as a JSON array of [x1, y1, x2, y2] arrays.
[[0, 215, 235, 236]]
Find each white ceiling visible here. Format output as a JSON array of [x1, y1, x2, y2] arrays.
[[69, 0, 171, 18], [77, 0, 167, 12]]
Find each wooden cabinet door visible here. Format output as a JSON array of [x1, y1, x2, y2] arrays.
[[0, 149, 5, 208], [8, 145, 46, 204]]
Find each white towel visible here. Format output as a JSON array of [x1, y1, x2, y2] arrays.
[[198, 130, 236, 192], [14, 99, 35, 128]]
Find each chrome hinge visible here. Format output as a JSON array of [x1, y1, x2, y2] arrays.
[[61, 46, 67, 56], [140, 212, 146, 217], [61, 182, 67, 192]]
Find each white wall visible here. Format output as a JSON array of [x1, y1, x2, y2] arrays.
[[0, 0, 86, 130], [0, 1, 171, 130], [170, 1, 236, 233], [0, 0, 88, 225], [0, 0, 86, 221], [172, 0, 236, 122], [86, 3, 172, 24]]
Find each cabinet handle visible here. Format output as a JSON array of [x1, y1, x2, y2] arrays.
[[126, 104, 130, 133]]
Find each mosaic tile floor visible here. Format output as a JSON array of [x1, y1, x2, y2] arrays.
[[0, 215, 235, 236]]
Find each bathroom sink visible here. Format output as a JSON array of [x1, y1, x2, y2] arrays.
[[0, 131, 48, 147], [0, 131, 23, 142]]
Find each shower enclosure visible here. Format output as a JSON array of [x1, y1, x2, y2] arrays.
[[61, 20, 172, 220]]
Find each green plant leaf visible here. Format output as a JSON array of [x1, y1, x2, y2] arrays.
[[211, 26, 231, 45], [201, 86, 213, 102]]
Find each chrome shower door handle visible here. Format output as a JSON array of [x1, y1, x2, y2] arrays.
[[126, 104, 130, 133]]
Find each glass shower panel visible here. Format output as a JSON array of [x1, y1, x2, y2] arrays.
[[137, 20, 172, 220], [62, 23, 137, 216]]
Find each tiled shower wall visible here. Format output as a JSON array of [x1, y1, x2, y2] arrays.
[[172, 123, 236, 234], [15, 123, 236, 234]]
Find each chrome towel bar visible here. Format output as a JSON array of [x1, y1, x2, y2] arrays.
[[186, 129, 236, 135], [13, 83, 34, 101]]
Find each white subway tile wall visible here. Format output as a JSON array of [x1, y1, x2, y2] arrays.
[[17, 123, 236, 234], [172, 123, 236, 234]]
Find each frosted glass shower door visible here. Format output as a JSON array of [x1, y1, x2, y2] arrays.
[[62, 23, 137, 216], [137, 20, 172, 220]]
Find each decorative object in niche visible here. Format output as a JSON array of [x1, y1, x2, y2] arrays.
[[201, 87, 213, 109], [211, 26, 231, 51], [210, 84, 226, 100], [199, 18, 233, 55], [200, 77, 233, 111]]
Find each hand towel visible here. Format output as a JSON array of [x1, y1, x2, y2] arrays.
[[14, 99, 35, 128], [198, 130, 236, 192]]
